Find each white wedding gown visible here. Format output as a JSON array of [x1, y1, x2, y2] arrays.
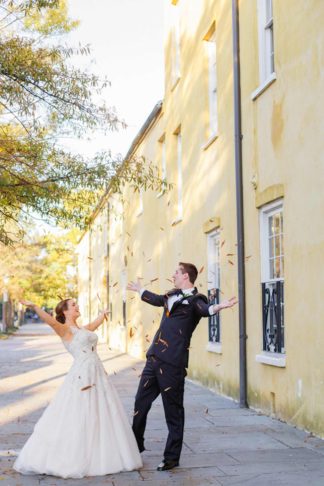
[[13, 326, 142, 478]]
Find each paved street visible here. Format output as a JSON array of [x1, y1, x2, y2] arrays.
[[1, 323, 324, 486]]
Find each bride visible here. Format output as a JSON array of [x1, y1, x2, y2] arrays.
[[14, 298, 143, 479]]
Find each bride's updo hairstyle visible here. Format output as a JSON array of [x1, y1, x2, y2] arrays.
[[55, 299, 71, 324]]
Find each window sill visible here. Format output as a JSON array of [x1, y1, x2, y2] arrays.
[[206, 342, 222, 354], [251, 72, 277, 101], [202, 133, 218, 151], [256, 351, 286, 367]]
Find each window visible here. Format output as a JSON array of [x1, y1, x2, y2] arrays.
[[207, 230, 221, 345], [260, 200, 284, 354], [174, 126, 182, 220], [157, 134, 167, 198], [204, 24, 218, 138], [137, 189, 143, 217], [257, 0, 275, 83], [170, 1, 181, 88]]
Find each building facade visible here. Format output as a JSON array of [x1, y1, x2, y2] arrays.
[[77, 0, 324, 436]]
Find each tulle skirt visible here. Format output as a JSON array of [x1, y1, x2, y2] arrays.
[[13, 355, 142, 478]]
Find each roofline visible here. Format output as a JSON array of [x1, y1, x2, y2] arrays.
[[78, 100, 163, 244]]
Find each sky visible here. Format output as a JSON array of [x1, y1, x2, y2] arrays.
[[66, 0, 165, 158]]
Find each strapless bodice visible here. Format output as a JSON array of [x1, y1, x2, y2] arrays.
[[62, 327, 98, 359]]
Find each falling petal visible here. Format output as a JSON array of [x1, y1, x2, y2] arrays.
[[160, 227, 165, 231], [160, 368, 163, 374], [133, 411, 139, 416], [164, 387, 172, 392], [113, 282, 118, 287], [228, 260, 234, 265], [205, 408, 209, 414], [144, 379, 149, 387], [81, 385, 94, 391], [221, 240, 226, 248], [150, 277, 159, 283], [199, 266, 204, 274]]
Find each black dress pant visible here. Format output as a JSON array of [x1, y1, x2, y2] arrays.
[[132, 355, 186, 462]]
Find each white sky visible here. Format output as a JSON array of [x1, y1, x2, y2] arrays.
[[67, 0, 165, 158]]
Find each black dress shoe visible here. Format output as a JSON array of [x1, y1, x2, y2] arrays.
[[157, 459, 179, 471]]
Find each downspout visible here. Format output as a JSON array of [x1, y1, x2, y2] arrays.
[[232, 0, 248, 407]]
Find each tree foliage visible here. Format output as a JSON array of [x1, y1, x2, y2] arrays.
[[0, 0, 166, 246], [0, 229, 79, 308]]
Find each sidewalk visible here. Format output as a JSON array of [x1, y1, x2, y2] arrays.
[[1, 323, 324, 486]]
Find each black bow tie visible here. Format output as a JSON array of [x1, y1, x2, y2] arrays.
[[175, 289, 184, 297]]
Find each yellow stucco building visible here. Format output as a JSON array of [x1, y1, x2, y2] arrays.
[[77, 0, 324, 437]]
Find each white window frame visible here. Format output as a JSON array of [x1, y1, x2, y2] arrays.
[[252, 0, 276, 100], [157, 134, 167, 198], [204, 28, 218, 139], [172, 126, 182, 224], [137, 189, 144, 217], [257, 199, 285, 367], [206, 229, 222, 353], [260, 200, 284, 283], [171, 1, 181, 89]]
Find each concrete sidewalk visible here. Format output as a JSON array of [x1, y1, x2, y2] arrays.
[[1, 323, 324, 486]]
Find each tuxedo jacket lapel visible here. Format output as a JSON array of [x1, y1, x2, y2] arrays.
[[168, 287, 198, 315]]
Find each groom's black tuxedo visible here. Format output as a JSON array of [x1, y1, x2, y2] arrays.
[[133, 287, 213, 463], [143, 288, 210, 368]]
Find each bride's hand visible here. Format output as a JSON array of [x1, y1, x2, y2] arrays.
[[20, 299, 36, 308], [100, 309, 110, 321]]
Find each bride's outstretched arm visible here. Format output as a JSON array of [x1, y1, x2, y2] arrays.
[[20, 300, 67, 337], [85, 310, 110, 332]]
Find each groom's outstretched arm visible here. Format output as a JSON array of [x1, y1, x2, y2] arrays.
[[140, 289, 165, 307], [194, 296, 238, 317], [127, 279, 165, 307]]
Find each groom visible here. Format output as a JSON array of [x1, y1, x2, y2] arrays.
[[127, 262, 237, 471]]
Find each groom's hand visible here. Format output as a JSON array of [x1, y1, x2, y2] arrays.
[[219, 296, 238, 310], [127, 278, 142, 293]]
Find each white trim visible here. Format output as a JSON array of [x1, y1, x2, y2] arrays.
[[207, 229, 220, 290], [206, 342, 222, 354], [171, 2, 181, 88], [256, 352, 286, 367], [176, 131, 183, 220], [136, 190, 144, 217], [257, 0, 275, 86], [251, 72, 277, 100], [259, 199, 283, 282], [157, 137, 167, 198]]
